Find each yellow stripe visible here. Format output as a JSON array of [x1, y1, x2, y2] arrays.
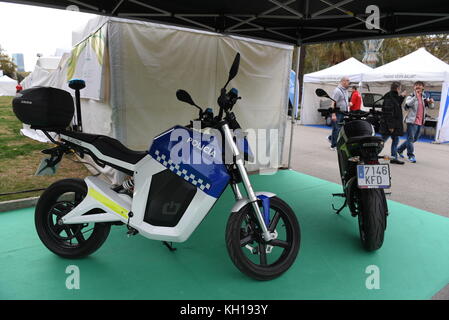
[[88, 188, 129, 219]]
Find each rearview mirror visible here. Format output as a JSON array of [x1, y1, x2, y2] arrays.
[[176, 89, 196, 106], [315, 88, 329, 98], [227, 53, 240, 84]]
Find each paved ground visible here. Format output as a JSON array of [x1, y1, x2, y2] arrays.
[[290, 124, 449, 218], [288, 124, 449, 300]]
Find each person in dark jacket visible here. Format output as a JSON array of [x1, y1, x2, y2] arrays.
[[380, 82, 407, 164]]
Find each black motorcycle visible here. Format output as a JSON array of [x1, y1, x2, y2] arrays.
[[316, 88, 389, 251]]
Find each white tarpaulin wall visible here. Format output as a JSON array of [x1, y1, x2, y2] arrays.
[[300, 58, 372, 124], [0, 75, 17, 96], [21, 17, 293, 177], [363, 48, 449, 142]]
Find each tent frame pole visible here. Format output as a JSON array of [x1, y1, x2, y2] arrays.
[[287, 45, 301, 169]]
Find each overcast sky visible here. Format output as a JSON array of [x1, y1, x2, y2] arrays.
[[0, 2, 97, 72]]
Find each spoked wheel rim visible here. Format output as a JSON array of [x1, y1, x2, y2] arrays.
[[45, 191, 96, 249], [238, 207, 294, 268]]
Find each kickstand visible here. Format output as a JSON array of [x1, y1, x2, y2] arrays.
[[332, 198, 347, 215], [162, 241, 177, 252]]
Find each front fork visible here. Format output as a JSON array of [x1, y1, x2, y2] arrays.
[[222, 123, 275, 242]]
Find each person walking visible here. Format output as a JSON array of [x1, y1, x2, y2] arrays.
[[350, 85, 362, 111], [379, 82, 407, 164], [397, 81, 434, 163], [329, 76, 351, 151]]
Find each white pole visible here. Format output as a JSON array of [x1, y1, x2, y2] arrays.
[[288, 45, 301, 168]]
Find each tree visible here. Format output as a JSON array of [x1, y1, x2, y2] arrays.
[[0, 45, 17, 78], [303, 33, 449, 74], [380, 34, 449, 65], [303, 41, 364, 74]]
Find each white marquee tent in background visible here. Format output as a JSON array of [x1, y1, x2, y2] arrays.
[[0, 74, 17, 96], [300, 58, 373, 125], [21, 16, 293, 181], [299, 48, 449, 143], [363, 47, 449, 143]]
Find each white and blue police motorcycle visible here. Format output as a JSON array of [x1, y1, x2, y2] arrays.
[[13, 53, 300, 280]]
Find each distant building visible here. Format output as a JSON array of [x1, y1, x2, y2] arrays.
[[12, 53, 25, 72]]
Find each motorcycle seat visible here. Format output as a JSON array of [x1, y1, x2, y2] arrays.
[[346, 135, 384, 145], [60, 131, 147, 165]]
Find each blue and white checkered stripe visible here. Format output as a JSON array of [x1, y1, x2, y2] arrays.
[[153, 150, 211, 192]]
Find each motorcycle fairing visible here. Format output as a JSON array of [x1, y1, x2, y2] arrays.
[[148, 125, 230, 199]]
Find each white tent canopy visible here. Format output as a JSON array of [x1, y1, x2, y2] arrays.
[[304, 57, 373, 84], [363, 48, 449, 143], [363, 47, 449, 83], [21, 16, 293, 181], [0, 75, 17, 96], [300, 58, 372, 125]]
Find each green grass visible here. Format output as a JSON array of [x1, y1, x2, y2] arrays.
[[0, 97, 49, 159], [0, 96, 90, 202]]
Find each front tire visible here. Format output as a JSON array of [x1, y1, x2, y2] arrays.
[[357, 189, 387, 251], [226, 196, 300, 280], [35, 178, 111, 258]]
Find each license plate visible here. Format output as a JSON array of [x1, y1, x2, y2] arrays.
[[357, 164, 391, 189], [35, 156, 60, 176]]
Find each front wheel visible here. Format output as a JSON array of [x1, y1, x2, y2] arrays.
[[358, 188, 387, 251], [35, 178, 111, 258], [226, 196, 300, 280]]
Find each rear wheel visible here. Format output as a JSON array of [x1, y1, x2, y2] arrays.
[[226, 197, 300, 280], [357, 189, 387, 251], [35, 178, 111, 258]]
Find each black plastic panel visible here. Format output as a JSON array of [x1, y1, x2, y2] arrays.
[[144, 170, 197, 227]]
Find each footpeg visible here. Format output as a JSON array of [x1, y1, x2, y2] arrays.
[[332, 198, 347, 214], [332, 193, 345, 197]]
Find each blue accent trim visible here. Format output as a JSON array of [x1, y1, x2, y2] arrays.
[[441, 88, 449, 128], [289, 70, 299, 118], [257, 195, 270, 227], [148, 126, 230, 198], [358, 166, 365, 179], [68, 79, 85, 84]]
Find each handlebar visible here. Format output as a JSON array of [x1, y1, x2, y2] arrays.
[[185, 88, 242, 130]]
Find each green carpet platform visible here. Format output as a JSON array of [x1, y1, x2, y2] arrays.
[[1, 170, 448, 300]]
